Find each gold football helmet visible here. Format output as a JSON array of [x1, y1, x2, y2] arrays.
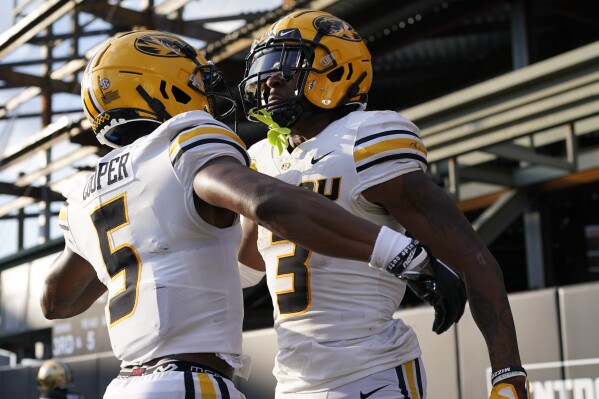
[[81, 30, 236, 148], [37, 359, 73, 393], [239, 10, 372, 127]]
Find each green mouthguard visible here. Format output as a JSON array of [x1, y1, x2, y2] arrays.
[[249, 109, 291, 155]]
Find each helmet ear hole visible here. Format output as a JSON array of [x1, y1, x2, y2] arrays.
[[171, 86, 191, 104], [326, 67, 344, 82]]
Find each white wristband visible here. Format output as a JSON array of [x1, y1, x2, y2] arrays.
[[369, 226, 418, 271], [491, 366, 528, 386], [238, 262, 266, 288]]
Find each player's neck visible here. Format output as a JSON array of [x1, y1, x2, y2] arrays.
[[289, 111, 335, 147]]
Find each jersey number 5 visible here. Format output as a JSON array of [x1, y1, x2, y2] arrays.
[[90, 193, 141, 327], [272, 234, 312, 317]]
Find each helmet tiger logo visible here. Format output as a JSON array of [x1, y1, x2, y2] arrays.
[[313, 15, 362, 42], [134, 33, 186, 57]]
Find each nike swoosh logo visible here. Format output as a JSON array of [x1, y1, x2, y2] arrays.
[[360, 385, 389, 399], [310, 150, 334, 164]]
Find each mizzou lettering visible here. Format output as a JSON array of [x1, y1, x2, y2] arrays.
[[299, 177, 341, 201]]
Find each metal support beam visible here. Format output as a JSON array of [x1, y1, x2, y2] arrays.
[[457, 165, 514, 187], [0, 0, 84, 59], [0, 181, 62, 201], [78, 1, 225, 42], [510, 0, 530, 69], [0, 117, 87, 172], [447, 158, 460, 200], [565, 122, 578, 169], [0, 56, 89, 118], [472, 189, 529, 245], [484, 142, 576, 171], [0, 67, 79, 93], [524, 209, 545, 289]]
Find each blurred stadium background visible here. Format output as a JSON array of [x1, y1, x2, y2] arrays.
[[0, 0, 598, 397]]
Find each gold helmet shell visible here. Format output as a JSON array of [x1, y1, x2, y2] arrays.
[[239, 10, 372, 126], [81, 30, 234, 148]]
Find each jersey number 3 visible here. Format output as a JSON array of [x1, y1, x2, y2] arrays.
[[272, 234, 312, 316], [90, 193, 141, 327]]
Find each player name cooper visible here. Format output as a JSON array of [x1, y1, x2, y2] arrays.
[[82, 152, 131, 200]]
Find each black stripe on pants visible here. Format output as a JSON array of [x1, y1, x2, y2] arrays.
[[214, 375, 231, 399], [396, 365, 410, 398], [184, 372, 195, 399], [414, 358, 424, 398]]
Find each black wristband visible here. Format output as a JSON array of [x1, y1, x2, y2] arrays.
[[491, 365, 527, 386]]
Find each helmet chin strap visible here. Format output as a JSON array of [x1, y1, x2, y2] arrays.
[[338, 71, 368, 106], [273, 71, 369, 129]]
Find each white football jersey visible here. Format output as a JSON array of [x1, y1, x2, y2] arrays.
[[248, 110, 428, 393], [58, 111, 250, 368]]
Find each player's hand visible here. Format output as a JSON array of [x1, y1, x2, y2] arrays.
[[489, 377, 530, 399], [402, 250, 467, 334]]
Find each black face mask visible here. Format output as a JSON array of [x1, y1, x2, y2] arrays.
[[239, 42, 313, 128]]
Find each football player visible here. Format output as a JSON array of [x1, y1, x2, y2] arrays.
[[41, 30, 447, 398], [238, 10, 530, 399]]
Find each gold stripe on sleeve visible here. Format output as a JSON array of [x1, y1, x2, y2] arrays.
[[169, 126, 246, 157], [354, 138, 427, 163]]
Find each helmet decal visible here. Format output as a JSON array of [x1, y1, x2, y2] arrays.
[[134, 33, 187, 57], [277, 28, 301, 39], [319, 53, 336, 67], [99, 78, 110, 90], [93, 112, 112, 133], [313, 15, 362, 42], [97, 75, 120, 105]]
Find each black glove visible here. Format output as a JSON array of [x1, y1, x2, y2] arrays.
[[403, 252, 467, 334]]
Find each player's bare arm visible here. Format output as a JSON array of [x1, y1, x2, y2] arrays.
[[41, 246, 107, 319], [194, 156, 382, 262], [364, 169, 528, 396]]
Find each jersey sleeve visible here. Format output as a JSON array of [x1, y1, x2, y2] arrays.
[[169, 122, 251, 185], [57, 200, 84, 257], [353, 110, 428, 191], [248, 139, 271, 173]]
